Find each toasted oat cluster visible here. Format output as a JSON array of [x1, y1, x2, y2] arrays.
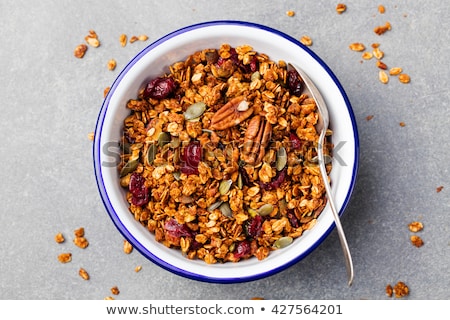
[[118, 44, 332, 263]]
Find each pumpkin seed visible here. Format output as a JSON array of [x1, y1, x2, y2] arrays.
[[119, 158, 139, 177], [310, 154, 332, 164], [184, 102, 206, 120], [237, 173, 243, 189], [207, 200, 223, 212], [251, 71, 261, 82], [219, 202, 232, 217], [257, 203, 274, 216], [169, 136, 180, 148], [276, 146, 287, 171], [273, 236, 293, 249], [158, 132, 171, 147], [173, 171, 181, 181], [146, 143, 157, 165], [219, 179, 233, 195]]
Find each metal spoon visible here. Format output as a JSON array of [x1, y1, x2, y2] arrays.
[[288, 63, 354, 286]]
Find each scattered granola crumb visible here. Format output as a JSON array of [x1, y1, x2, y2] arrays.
[[85, 30, 100, 47], [385, 284, 393, 297], [138, 34, 149, 41], [134, 265, 142, 273], [379, 70, 389, 84], [107, 59, 117, 71], [74, 44, 88, 58], [393, 281, 409, 298], [123, 239, 133, 254], [251, 297, 265, 300], [366, 115, 374, 121], [408, 221, 424, 233], [436, 185, 444, 193], [374, 22, 391, 35], [399, 121, 406, 127], [55, 232, 65, 243], [373, 47, 384, 60], [300, 35, 312, 46], [74, 227, 85, 237], [104, 296, 115, 300], [74, 236, 89, 249], [376, 60, 387, 70], [286, 10, 295, 17], [111, 286, 120, 295], [58, 253, 72, 263], [410, 235, 424, 247], [389, 67, 402, 76], [79, 268, 90, 280], [129, 35, 139, 43], [349, 42, 365, 51], [336, 3, 347, 14], [104, 86, 110, 98], [378, 5, 386, 14], [119, 34, 127, 47], [398, 73, 410, 84], [362, 52, 373, 60]]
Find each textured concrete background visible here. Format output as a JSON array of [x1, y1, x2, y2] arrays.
[[0, 0, 449, 299]]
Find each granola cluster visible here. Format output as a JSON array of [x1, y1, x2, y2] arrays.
[[118, 44, 332, 264]]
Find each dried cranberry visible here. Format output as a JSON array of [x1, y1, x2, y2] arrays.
[[142, 77, 176, 100], [259, 167, 287, 191], [287, 210, 300, 228], [234, 240, 251, 259], [287, 69, 303, 96], [180, 141, 202, 175], [129, 173, 149, 206], [245, 215, 263, 239], [164, 218, 193, 238], [289, 132, 303, 150], [249, 55, 259, 72]]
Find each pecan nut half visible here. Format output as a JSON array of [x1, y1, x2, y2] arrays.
[[242, 115, 272, 165], [210, 96, 254, 130]]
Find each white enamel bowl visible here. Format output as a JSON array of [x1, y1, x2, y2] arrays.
[[93, 21, 359, 283]]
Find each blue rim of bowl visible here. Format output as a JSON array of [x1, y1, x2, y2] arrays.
[[93, 20, 360, 284]]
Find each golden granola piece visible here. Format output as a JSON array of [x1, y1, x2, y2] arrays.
[[123, 239, 133, 254], [349, 43, 365, 52], [58, 253, 72, 263], [85, 30, 100, 47], [79, 268, 90, 280], [74, 236, 89, 249], [55, 232, 65, 243], [336, 3, 346, 14], [393, 281, 409, 298], [408, 221, 423, 232], [74, 44, 87, 58], [410, 235, 424, 247]]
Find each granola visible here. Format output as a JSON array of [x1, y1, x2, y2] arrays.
[[118, 44, 333, 263]]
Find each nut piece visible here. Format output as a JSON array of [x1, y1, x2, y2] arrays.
[[300, 35, 312, 46], [123, 239, 133, 254], [393, 282, 409, 298], [129, 35, 138, 43], [349, 42, 365, 52], [242, 115, 272, 165], [55, 232, 65, 243], [57, 253, 72, 263], [336, 3, 347, 14], [410, 235, 424, 247], [74, 44, 87, 58], [79, 268, 90, 280], [408, 221, 424, 232], [210, 96, 254, 130]]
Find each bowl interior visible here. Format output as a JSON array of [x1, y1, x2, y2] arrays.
[[94, 21, 359, 283]]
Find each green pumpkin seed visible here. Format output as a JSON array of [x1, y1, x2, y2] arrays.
[[184, 102, 206, 120], [219, 202, 232, 217], [169, 136, 181, 148], [207, 200, 223, 212], [158, 132, 171, 147], [276, 146, 287, 171], [173, 171, 181, 181], [119, 158, 139, 177], [146, 143, 157, 165], [257, 203, 274, 216], [237, 173, 243, 189], [274, 236, 293, 249], [251, 71, 261, 82], [219, 179, 233, 195]]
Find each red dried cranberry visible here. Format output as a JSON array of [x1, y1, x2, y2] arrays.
[[249, 55, 259, 72], [245, 215, 263, 239], [180, 140, 202, 175], [129, 173, 149, 206], [259, 167, 287, 191], [164, 218, 193, 238], [234, 240, 251, 259], [287, 69, 303, 96], [238, 166, 251, 186], [142, 77, 176, 100], [289, 132, 303, 150], [287, 210, 300, 228]]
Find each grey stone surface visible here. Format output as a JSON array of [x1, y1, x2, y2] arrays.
[[0, 0, 449, 300]]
